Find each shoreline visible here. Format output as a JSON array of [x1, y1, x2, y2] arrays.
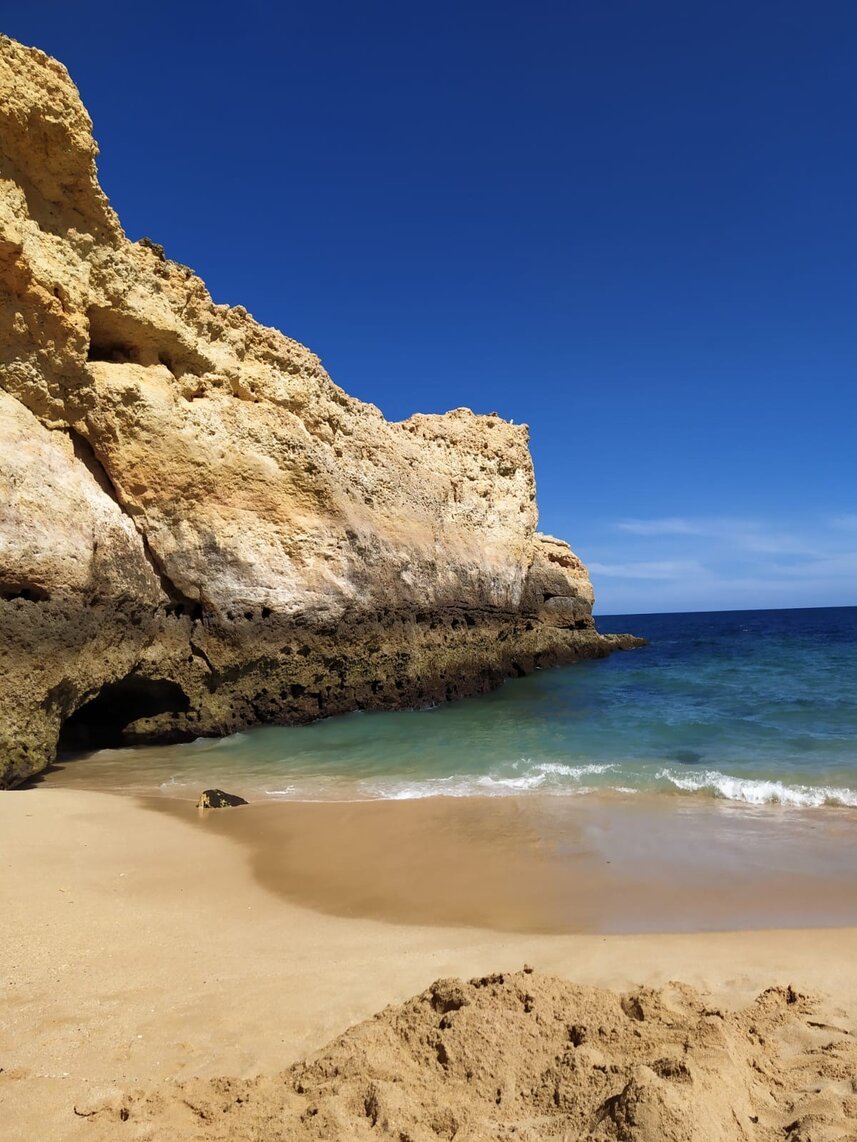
[[33, 770, 857, 934], [2, 788, 856, 1138], [150, 790, 857, 934]]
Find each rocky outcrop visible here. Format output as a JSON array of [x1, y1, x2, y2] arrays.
[[0, 36, 641, 788], [196, 789, 249, 810]]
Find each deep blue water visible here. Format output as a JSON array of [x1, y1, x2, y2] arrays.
[[54, 606, 857, 808]]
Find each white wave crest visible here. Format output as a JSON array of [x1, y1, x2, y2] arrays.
[[655, 767, 857, 808], [158, 775, 194, 791], [358, 774, 550, 799], [356, 764, 609, 800], [242, 761, 857, 810], [528, 761, 617, 778]]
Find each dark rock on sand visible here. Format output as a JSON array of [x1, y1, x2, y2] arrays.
[[196, 789, 249, 809]]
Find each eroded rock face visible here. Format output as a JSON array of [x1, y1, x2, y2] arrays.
[[0, 35, 641, 787]]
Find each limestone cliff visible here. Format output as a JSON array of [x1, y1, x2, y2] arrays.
[[0, 36, 641, 788]]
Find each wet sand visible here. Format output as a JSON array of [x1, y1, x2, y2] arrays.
[[2, 789, 856, 1139], [155, 791, 857, 933]]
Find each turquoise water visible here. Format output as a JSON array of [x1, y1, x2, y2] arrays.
[[53, 606, 857, 808]]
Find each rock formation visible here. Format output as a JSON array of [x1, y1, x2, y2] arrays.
[[0, 36, 641, 788], [196, 789, 249, 810]]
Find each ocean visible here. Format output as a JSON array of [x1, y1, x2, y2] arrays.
[[50, 605, 857, 809]]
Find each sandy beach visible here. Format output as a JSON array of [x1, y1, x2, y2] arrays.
[[2, 789, 856, 1139], [2, 10, 856, 1139]]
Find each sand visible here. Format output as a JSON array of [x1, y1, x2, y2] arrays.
[[161, 793, 857, 933], [2, 790, 856, 1140]]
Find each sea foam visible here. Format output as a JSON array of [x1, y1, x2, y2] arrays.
[[356, 761, 615, 800], [655, 767, 857, 808]]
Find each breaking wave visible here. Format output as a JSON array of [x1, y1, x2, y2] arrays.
[[356, 761, 618, 800], [653, 767, 857, 808], [197, 759, 857, 809]]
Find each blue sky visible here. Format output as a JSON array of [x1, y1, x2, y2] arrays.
[[5, 2, 856, 613]]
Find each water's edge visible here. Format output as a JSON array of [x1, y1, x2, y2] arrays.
[[45, 606, 857, 814]]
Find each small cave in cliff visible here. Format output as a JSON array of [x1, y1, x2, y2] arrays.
[[0, 579, 50, 602], [86, 306, 208, 377], [58, 675, 190, 751]]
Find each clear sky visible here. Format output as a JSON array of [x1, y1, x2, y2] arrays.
[[5, 1, 856, 614]]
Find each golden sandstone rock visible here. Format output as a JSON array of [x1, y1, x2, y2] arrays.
[[0, 35, 640, 787]]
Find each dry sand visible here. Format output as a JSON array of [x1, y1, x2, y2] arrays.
[[1, 790, 856, 1140]]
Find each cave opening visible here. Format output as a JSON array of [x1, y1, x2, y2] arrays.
[[85, 305, 208, 377], [87, 339, 139, 364], [58, 675, 190, 751], [0, 580, 51, 602]]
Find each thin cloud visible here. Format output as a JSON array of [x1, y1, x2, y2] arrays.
[[615, 517, 703, 536], [585, 512, 857, 611], [761, 552, 857, 579], [614, 516, 817, 555], [733, 531, 815, 556], [588, 559, 704, 580]]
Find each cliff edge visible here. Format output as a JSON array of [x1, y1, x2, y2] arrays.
[[0, 36, 641, 788]]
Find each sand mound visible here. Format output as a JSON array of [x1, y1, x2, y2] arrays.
[[74, 970, 857, 1140]]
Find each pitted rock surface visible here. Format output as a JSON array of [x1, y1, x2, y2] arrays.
[[0, 35, 642, 787]]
